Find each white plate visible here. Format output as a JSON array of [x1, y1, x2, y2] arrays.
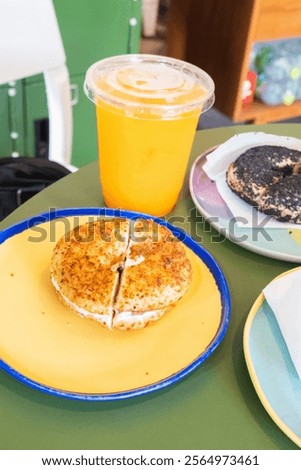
[[189, 148, 301, 263]]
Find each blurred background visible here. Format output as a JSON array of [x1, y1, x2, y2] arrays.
[[1, 0, 301, 168]]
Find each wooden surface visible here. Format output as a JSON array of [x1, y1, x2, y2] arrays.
[[166, 0, 301, 124], [254, 0, 301, 40], [239, 100, 301, 125]]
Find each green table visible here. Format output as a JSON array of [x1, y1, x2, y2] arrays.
[[0, 124, 300, 450]]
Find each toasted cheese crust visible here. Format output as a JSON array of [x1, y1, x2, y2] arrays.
[[114, 220, 192, 313], [113, 308, 168, 331], [50, 218, 193, 330], [50, 219, 130, 328]]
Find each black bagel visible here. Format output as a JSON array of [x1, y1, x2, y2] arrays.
[[226, 145, 301, 224]]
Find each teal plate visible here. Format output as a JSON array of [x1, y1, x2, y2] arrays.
[[244, 269, 301, 447]]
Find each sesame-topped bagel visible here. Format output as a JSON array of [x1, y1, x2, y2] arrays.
[[50, 218, 193, 331], [113, 219, 192, 330], [50, 219, 130, 329], [226, 145, 301, 224]]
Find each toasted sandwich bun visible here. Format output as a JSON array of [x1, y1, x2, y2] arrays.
[[113, 219, 192, 330], [50, 218, 192, 330], [50, 219, 130, 329]]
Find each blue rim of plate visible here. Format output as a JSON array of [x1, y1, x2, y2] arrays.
[[0, 207, 231, 401]]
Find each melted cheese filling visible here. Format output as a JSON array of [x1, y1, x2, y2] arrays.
[[51, 275, 164, 330]]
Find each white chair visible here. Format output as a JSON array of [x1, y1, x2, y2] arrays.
[[0, 0, 74, 169]]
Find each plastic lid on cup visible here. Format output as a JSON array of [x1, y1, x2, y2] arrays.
[[84, 54, 215, 118]]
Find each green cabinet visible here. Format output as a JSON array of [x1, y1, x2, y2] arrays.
[[0, 81, 26, 158], [54, 0, 142, 76], [0, 85, 12, 156], [0, 0, 142, 167]]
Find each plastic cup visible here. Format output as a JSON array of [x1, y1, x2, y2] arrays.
[[84, 54, 215, 216]]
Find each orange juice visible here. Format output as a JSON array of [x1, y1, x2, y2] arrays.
[[85, 55, 215, 216]]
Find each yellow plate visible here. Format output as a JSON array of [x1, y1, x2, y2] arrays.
[[0, 208, 230, 400]]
